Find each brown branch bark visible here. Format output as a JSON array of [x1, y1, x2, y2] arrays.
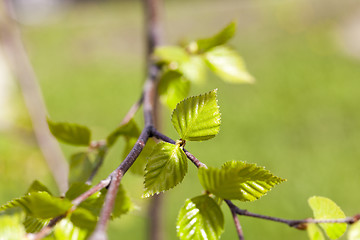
[[0, 0, 69, 194]]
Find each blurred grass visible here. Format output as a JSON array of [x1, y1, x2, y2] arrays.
[[1, 0, 360, 239]]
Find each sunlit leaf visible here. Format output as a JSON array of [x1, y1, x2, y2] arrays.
[[143, 142, 187, 198], [69, 152, 94, 184], [0, 192, 72, 219], [171, 89, 220, 141], [107, 119, 140, 147], [27, 180, 52, 195], [198, 160, 285, 201], [158, 70, 190, 110], [177, 195, 224, 240], [204, 46, 254, 83], [180, 55, 206, 84], [23, 215, 50, 233], [195, 21, 236, 53], [308, 196, 347, 239], [307, 224, 325, 240], [47, 118, 91, 146], [0, 215, 25, 240], [154, 46, 190, 63], [348, 220, 360, 240], [53, 218, 88, 240]]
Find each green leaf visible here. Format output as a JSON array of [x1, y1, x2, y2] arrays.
[[65, 182, 92, 201], [177, 195, 224, 240], [348, 220, 360, 240], [143, 142, 188, 198], [69, 152, 94, 184], [27, 180, 52, 195], [123, 138, 156, 176], [159, 70, 191, 110], [198, 160, 285, 201], [53, 218, 88, 240], [171, 89, 221, 141], [307, 224, 325, 240], [23, 215, 50, 233], [195, 21, 236, 53], [308, 196, 347, 239], [47, 118, 91, 146], [70, 208, 97, 232], [107, 119, 140, 147], [180, 56, 206, 84], [0, 215, 25, 240], [204, 46, 255, 83], [0, 192, 72, 219], [154, 46, 190, 63]]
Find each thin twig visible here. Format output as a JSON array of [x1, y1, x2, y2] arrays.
[[86, 145, 108, 185], [226, 201, 244, 240], [120, 94, 144, 125], [225, 200, 360, 229]]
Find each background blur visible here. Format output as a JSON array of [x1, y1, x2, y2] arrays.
[[1, 0, 360, 239]]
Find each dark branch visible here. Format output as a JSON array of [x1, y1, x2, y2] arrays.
[[226, 201, 244, 240]]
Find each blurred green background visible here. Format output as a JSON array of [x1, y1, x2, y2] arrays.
[[1, 0, 360, 239]]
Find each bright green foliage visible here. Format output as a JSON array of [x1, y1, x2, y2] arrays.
[[204, 46, 254, 84], [0, 192, 72, 219], [47, 118, 91, 146], [154, 46, 190, 63], [65, 182, 92, 201], [179, 56, 206, 84], [176, 195, 224, 240], [0, 215, 25, 240], [69, 152, 94, 184], [158, 70, 191, 110], [123, 138, 156, 175], [171, 89, 221, 141], [348, 221, 360, 240], [195, 21, 236, 53], [198, 160, 285, 201], [307, 224, 325, 240], [308, 196, 347, 239], [143, 142, 188, 198], [70, 208, 97, 232], [52, 219, 87, 240], [23, 215, 50, 233], [27, 180, 52, 195], [107, 119, 140, 147]]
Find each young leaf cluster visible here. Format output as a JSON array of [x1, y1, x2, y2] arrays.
[[154, 21, 254, 109]]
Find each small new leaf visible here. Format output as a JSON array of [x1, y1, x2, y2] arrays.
[[308, 196, 347, 239], [143, 142, 188, 198], [47, 118, 91, 146], [0, 192, 72, 219], [107, 119, 140, 147], [158, 70, 190, 110], [171, 89, 221, 141], [195, 21, 236, 53], [23, 215, 50, 233], [154, 46, 190, 63], [177, 195, 224, 240], [53, 219, 88, 240], [198, 160, 285, 201], [26, 180, 52, 195], [0, 215, 25, 240], [307, 224, 325, 240], [180, 56, 206, 84], [204, 46, 254, 83]]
